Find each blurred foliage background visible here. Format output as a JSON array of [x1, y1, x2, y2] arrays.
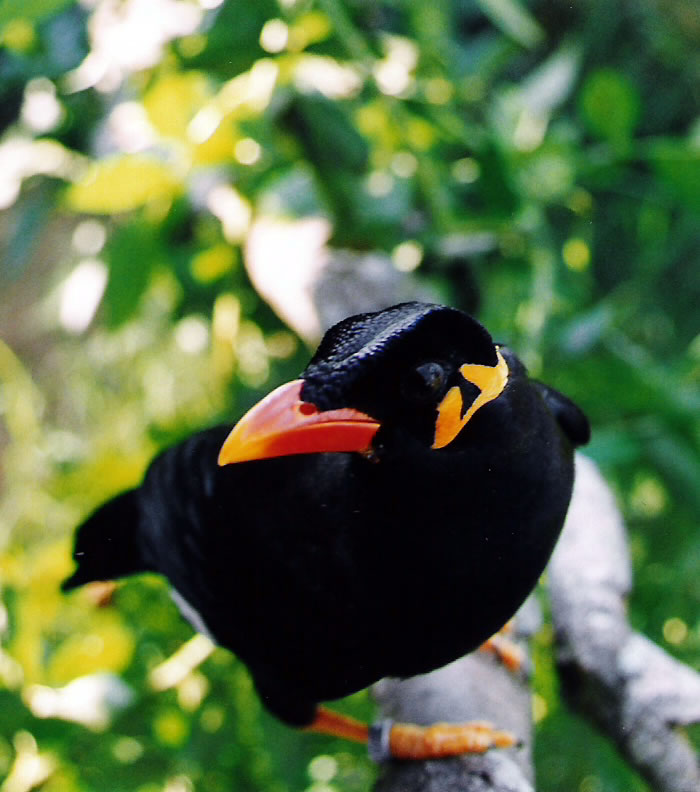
[[0, 0, 698, 790]]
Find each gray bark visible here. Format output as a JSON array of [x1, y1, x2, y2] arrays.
[[550, 454, 700, 792]]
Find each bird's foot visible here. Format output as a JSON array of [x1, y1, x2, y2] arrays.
[[479, 621, 525, 672], [306, 708, 516, 762], [370, 719, 517, 761]]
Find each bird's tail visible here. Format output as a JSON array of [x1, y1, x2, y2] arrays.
[[62, 489, 151, 592]]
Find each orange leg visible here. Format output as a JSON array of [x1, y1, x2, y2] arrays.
[[388, 721, 516, 760], [479, 621, 525, 672], [304, 706, 369, 743], [305, 706, 516, 761]]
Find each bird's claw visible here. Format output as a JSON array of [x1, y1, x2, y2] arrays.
[[369, 719, 517, 761], [479, 621, 526, 673]]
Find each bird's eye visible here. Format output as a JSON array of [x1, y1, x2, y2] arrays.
[[401, 362, 446, 404]]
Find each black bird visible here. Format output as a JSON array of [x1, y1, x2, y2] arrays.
[[63, 302, 589, 759]]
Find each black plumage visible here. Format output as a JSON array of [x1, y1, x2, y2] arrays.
[[64, 302, 589, 733]]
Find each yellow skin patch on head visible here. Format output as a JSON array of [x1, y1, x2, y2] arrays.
[[432, 348, 509, 449]]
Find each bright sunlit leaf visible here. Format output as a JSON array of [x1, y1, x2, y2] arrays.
[[144, 71, 211, 142], [65, 156, 181, 214]]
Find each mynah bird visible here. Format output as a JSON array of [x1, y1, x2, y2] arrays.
[[63, 302, 589, 760]]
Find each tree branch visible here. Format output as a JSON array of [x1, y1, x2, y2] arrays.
[[549, 454, 700, 792]]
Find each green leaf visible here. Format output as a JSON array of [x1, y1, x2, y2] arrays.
[[103, 223, 162, 327], [285, 93, 369, 172], [645, 430, 700, 513], [177, 0, 278, 78], [647, 140, 700, 212], [478, 143, 518, 215], [475, 0, 545, 49], [0, 0, 73, 26], [580, 68, 641, 144], [585, 426, 643, 468]]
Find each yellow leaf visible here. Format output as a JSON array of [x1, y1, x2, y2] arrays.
[[52, 450, 150, 510], [192, 115, 239, 165], [143, 70, 210, 141], [288, 11, 332, 51], [191, 244, 235, 283], [66, 156, 181, 214], [8, 540, 76, 682], [5, 539, 135, 684], [1, 18, 36, 52], [48, 614, 135, 684]]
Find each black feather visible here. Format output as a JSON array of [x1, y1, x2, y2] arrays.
[[61, 489, 148, 591], [64, 303, 589, 727], [533, 381, 591, 447]]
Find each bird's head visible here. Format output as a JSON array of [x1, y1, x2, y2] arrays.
[[218, 302, 509, 466]]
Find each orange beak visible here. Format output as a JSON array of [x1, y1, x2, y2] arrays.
[[218, 380, 381, 465]]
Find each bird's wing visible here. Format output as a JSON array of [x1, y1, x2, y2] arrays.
[[532, 381, 591, 447], [136, 426, 233, 615]]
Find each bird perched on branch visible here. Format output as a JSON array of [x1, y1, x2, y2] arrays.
[[63, 302, 589, 759]]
